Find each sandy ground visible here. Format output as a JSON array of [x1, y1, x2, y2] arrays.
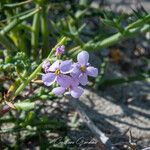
[[43, 78, 150, 149]]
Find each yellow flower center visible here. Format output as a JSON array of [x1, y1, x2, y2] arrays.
[[55, 69, 60, 76], [80, 65, 86, 72]]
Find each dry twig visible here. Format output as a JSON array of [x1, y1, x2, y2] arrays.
[[67, 96, 119, 150]]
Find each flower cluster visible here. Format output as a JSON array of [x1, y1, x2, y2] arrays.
[[42, 45, 98, 98]]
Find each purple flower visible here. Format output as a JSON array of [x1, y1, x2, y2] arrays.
[[42, 59, 51, 73], [55, 45, 65, 56], [42, 60, 72, 88], [71, 51, 98, 85], [52, 77, 84, 98]]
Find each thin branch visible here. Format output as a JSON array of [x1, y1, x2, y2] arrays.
[[0, 7, 41, 35], [84, 24, 150, 50], [68, 96, 119, 150], [3, 0, 33, 8]]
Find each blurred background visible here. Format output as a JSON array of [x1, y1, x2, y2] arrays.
[[0, 0, 150, 149]]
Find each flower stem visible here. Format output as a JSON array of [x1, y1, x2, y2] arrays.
[[4, 0, 33, 8], [82, 14, 150, 50], [31, 5, 40, 60], [127, 14, 150, 29], [0, 7, 41, 35], [0, 34, 17, 51], [41, 6, 49, 58], [84, 24, 150, 50]]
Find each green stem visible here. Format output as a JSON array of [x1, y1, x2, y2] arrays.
[[0, 7, 41, 35], [17, 23, 32, 32], [41, 6, 49, 58], [82, 14, 150, 51], [4, 0, 33, 8], [0, 8, 36, 23], [31, 5, 40, 60], [127, 14, 150, 29], [84, 24, 150, 50], [0, 34, 17, 51], [13, 37, 68, 99]]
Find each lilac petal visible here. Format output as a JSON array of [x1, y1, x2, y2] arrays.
[[49, 60, 60, 72], [42, 73, 56, 86], [78, 73, 88, 86], [55, 45, 65, 56], [70, 63, 81, 78], [57, 74, 71, 88], [60, 60, 72, 74], [70, 86, 84, 98], [72, 79, 79, 88], [52, 87, 66, 96], [42, 60, 50, 69], [77, 51, 89, 65], [42, 60, 51, 73], [60, 45, 65, 53], [87, 66, 98, 77], [70, 77, 79, 88]]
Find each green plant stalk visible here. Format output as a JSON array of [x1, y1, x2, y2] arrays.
[[13, 37, 68, 100], [0, 34, 17, 51], [71, 24, 150, 57], [84, 24, 150, 50], [41, 6, 49, 58], [82, 14, 150, 51], [4, 0, 32, 8], [17, 23, 32, 32], [0, 8, 37, 24], [99, 70, 150, 87], [0, 7, 41, 35], [15, 30, 27, 53], [127, 14, 150, 29], [31, 5, 40, 60]]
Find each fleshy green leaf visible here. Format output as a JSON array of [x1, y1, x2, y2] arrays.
[[14, 102, 35, 111]]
